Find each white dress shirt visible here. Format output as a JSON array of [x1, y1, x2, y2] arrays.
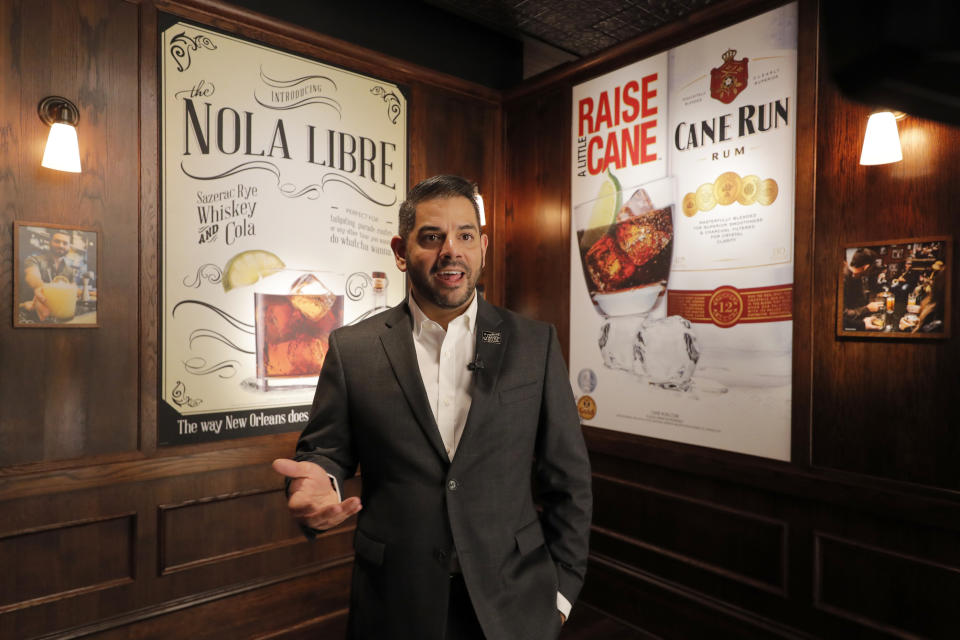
[[408, 293, 477, 461], [407, 294, 572, 620]]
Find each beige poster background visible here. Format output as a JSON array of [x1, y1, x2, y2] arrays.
[[160, 22, 406, 444]]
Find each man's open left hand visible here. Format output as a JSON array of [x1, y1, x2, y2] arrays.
[[272, 458, 362, 530]]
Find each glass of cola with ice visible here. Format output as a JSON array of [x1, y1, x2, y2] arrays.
[[575, 176, 675, 318]]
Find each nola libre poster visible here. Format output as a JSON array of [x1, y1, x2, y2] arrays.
[[160, 20, 407, 445], [569, 4, 797, 461]]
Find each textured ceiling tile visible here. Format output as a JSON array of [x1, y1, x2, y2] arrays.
[[425, 0, 721, 58], [594, 15, 643, 40]]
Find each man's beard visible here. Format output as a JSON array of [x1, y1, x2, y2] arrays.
[[409, 259, 482, 309]]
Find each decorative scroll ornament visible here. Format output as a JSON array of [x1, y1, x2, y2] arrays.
[[170, 32, 218, 72], [370, 86, 402, 124], [182, 263, 223, 288], [256, 70, 341, 116], [184, 357, 241, 378], [171, 380, 202, 407]]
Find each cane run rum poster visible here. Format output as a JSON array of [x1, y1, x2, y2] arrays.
[[160, 22, 406, 445], [569, 4, 797, 461]]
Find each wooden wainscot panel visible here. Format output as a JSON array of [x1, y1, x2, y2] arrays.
[[582, 556, 801, 640], [75, 564, 352, 640], [159, 488, 313, 574], [0, 513, 135, 614], [592, 474, 787, 596], [814, 533, 960, 638]]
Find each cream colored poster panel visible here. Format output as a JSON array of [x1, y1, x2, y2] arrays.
[[569, 4, 796, 461], [160, 22, 406, 445]]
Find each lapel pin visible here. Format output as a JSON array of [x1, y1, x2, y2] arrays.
[[481, 330, 502, 344]]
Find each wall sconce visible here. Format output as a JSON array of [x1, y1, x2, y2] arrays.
[[38, 96, 81, 173], [474, 192, 487, 227], [859, 111, 905, 166]]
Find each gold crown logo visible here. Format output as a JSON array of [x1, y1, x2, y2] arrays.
[[721, 49, 737, 62]]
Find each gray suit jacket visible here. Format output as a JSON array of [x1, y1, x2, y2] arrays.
[[295, 298, 592, 640]]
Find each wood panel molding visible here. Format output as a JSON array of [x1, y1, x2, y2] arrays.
[[585, 428, 960, 532], [157, 488, 344, 575], [813, 532, 960, 638], [0, 513, 136, 615], [248, 607, 349, 640], [37, 560, 352, 640], [592, 473, 788, 594], [0, 434, 297, 501], [584, 553, 813, 639]]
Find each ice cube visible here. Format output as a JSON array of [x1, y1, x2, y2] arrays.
[[614, 216, 671, 267], [634, 316, 700, 390], [586, 235, 635, 291], [599, 315, 647, 372], [289, 272, 334, 295], [290, 294, 335, 322], [617, 188, 654, 221]]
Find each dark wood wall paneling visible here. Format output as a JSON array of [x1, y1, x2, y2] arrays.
[[502, 0, 960, 638], [5, 0, 960, 637], [0, 0, 502, 637], [0, 0, 141, 469]]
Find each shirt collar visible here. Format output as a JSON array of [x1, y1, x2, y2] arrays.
[[408, 291, 478, 337]]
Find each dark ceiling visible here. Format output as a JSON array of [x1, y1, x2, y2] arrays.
[[229, 0, 723, 88], [423, 0, 720, 57]]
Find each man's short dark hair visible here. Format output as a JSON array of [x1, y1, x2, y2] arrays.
[[398, 175, 480, 240], [850, 248, 878, 269]]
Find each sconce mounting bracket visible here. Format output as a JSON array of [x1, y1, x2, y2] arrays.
[[38, 96, 79, 127]]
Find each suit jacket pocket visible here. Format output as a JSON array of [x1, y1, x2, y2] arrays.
[[514, 518, 546, 556], [500, 380, 540, 405], [353, 529, 386, 567]]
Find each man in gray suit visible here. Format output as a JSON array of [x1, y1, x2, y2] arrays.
[[274, 175, 592, 640]]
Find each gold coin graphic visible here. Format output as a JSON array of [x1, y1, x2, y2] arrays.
[[737, 175, 760, 206], [757, 178, 779, 206], [695, 183, 717, 211], [682, 192, 698, 217], [577, 395, 597, 420], [713, 171, 742, 206]]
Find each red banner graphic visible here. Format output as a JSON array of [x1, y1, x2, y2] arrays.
[[667, 284, 792, 327]]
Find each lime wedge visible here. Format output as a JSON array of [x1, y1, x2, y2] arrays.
[[580, 169, 622, 248], [223, 250, 285, 292]]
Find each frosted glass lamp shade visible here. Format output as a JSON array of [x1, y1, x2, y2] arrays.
[[859, 111, 902, 165], [38, 96, 81, 173], [41, 122, 82, 173]]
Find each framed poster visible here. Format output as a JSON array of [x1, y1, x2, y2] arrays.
[[13, 221, 99, 328], [569, 3, 797, 461], [837, 236, 951, 339], [160, 19, 407, 445]]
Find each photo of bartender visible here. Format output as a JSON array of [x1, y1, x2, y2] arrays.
[[837, 237, 951, 338], [14, 222, 98, 328]]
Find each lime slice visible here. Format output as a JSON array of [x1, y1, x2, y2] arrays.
[[223, 250, 285, 292], [580, 169, 622, 248]]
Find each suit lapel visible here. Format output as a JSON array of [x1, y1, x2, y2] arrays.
[[456, 298, 506, 457], [379, 303, 448, 462]]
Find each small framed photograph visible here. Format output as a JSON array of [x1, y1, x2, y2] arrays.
[[13, 221, 99, 328], [837, 236, 951, 339]]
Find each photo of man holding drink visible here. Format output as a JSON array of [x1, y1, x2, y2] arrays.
[[14, 222, 98, 327]]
